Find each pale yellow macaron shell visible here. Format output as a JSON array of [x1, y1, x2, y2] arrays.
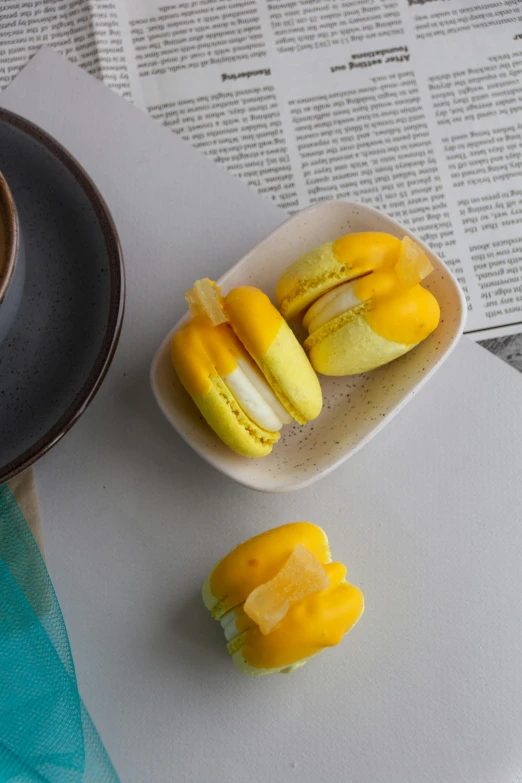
[[171, 318, 279, 458], [223, 287, 322, 425], [276, 232, 401, 321], [202, 522, 364, 675], [305, 284, 441, 375]]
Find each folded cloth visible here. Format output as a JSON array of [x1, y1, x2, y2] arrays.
[[7, 468, 43, 554], [0, 480, 119, 782]]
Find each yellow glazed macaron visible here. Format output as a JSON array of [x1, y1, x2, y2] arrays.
[[276, 233, 441, 376], [202, 522, 364, 676], [171, 281, 322, 458]]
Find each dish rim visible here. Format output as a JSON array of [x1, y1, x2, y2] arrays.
[[0, 107, 125, 484]]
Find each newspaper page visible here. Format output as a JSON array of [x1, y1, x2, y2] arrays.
[[1, 0, 521, 340]]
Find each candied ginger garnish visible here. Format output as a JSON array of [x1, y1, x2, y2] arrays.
[[395, 236, 433, 289], [185, 278, 228, 326], [244, 544, 329, 635]]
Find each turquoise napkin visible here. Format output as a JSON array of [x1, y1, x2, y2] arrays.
[[0, 484, 119, 782]]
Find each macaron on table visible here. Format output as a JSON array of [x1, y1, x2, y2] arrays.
[[203, 522, 364, 676]]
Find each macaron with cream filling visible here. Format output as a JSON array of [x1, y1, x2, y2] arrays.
[[276, 232, 402, 322], [171, 280, 322, 458], [202, 522, 364, 676], [276, 234, 441, 376]]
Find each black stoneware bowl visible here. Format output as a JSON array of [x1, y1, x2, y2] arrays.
[[0, 108, 125, 483]]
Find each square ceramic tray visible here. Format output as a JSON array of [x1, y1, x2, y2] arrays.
[[151, 200, 466, 492]]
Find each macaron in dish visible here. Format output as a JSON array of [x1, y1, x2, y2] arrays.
[[202, 522, 364, 676], [276, 233, 441, 375], [170, 280, 322, 458]]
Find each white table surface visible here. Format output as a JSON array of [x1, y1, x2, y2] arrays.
[[3, 49, 522, 783]]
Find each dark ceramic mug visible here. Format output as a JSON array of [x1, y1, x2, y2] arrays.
[[0, 170, 25, 344]]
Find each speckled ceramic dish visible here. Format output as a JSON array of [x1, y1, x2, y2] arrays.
[[151, 200, 466, 492], [0, 108, 124, 484]]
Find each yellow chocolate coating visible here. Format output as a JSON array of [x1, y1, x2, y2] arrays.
[[204, 522, 331, 618], [352, 269, 401, 303], [224, 287, 323, 425], [305, 283, 440, 375], [170, 285, 322, 456], [276, 232, 441, 376], [365, 283, 440, 346], [202, 522, 364, 675], [171, 318, 243, 398], [223, 286, 282, 357], [276, 232, 401, 321], [233, 564, 363, 671], [171, 318, 278, 457]]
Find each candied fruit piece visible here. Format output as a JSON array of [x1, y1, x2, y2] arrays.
[[185, 278, 228, 326], [244, 544, 330, 635], [395, 236, 433, 289]]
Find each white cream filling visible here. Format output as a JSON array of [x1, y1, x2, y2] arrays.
[[236, 358, 293, 425], [220, 607, 244, 642], [223, 357, 292, 431], [304, 280, 362, 334]]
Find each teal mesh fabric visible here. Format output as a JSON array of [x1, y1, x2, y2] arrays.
[[0, 485, 119, 782]]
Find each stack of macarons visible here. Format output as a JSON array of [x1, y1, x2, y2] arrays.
[[170, 232, 440, 457]]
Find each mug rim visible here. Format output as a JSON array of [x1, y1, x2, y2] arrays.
[[0, 169, 19, 303]]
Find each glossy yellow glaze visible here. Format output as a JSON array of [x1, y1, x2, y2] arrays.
[[352, 270, 398, 302], [171, 284, 322, 454], [276, 232, 402, 320], [350, 268, 440, 346], [332, 232, 400, 272], [204, 522, 364, 672], [171, 317, 279, 456], [170, 317, 245, 397], [208, 522, 330, 617], [223, 286, 322, 425], [223, 286, 283, 358], [238, 564, 363, 670], [305, 267, 440, 348], [364, 284, 440, 345], [301, 236, 441, 374]]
